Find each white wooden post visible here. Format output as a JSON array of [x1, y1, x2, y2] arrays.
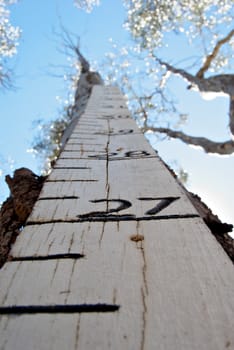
[[0, 85, 234, 350]]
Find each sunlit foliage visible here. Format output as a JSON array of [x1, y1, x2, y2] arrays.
[[30, 106, 73, 173], [125, 0, 234, 72], [121, 0, 234, 154], [33, 0, 234, 165], [0, 0, 20, 88], [73, 0, 100, 12], [99, 40, 183, 130]]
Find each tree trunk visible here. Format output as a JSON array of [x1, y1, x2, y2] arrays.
[[0, 84, 234, 349]]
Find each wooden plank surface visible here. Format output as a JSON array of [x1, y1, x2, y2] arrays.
[[29, 156, 198, 222], [0, 85, 234, 350], [1, 219, 234, 349]]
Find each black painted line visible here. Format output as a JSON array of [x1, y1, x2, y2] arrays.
[[109, 156, 157, 161], [66, 143, 104, 146], [98, 116, 131, 120], [138, 196, 180, 200], [76, 214, 200, 222], [72, 132, 106, 135], [38, 196, 79, 200], [110, 155, 159, 161], [0, 304, 120, 315], [89, 156, 157, 161], [77, 126, 102, 129], [26, 214, 200, 226], [59, 157, 105, 160], [10, 253, 85, 262], [77, 122, 100, 125], [69, 138, 95, 140], [46, 179, 98, 182], [74, 126, 100, 129], [53, 167, 91, 169], [59, 156, 157, 161], [76, 132, 104, 135], [62, 150, 104, 153], [94, 132, 141, 136]]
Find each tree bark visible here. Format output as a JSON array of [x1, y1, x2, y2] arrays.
[[0, 168, 45, 267]]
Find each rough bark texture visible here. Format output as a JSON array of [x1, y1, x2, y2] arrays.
[[0, 168, 45, 268], [187, 192, 234, 263]]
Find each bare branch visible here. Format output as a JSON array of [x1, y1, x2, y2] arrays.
[[156, 58, 197, 85], [229, 96, 234, 135], [59, 27, 90, 73], [196, 29, 234, 79], [0, 66, 15, 90], [156, 57, 234, 136], [156, 57, 234, 95], [146, 126, 234, 155]]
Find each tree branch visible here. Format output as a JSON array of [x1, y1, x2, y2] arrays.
[[146, 126, 234, 155], [156, 58, 197, 85], [60, 28, 90, 73], [156, 57, 234, 136], [0, 66, 14, 90], [196, 29, 234, 79], [229, 96, 234, 135], [58, 30, 103, 151], [156, 57, 234, 95]]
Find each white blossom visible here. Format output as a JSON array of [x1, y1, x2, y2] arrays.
[[0, 0, 20, 87], [73, 0, 100, 12], [124, 0, 234, 71]]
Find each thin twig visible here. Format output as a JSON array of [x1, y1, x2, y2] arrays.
[[196, 29, 234, 78]]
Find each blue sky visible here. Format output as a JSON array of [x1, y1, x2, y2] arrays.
[[0, 0, 233, 233]]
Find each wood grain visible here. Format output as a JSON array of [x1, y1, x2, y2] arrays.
[[0, 85, 233, 350]]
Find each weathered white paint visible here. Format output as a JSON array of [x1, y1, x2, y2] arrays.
[[0, 85, 234, 350]]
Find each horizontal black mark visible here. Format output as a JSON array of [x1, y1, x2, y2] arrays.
[[26, 214, 200, 225], [72, 132, 104, 135], [46, 179, 98, 182], [0, 303, 120, 315], [10, 253, 85, 262], [62, 150, 101, 153], [77, 214, 200, 222], [59, 157, 105, 161], [74, 126, 99, 129], [99, 115, 131, 120], [69, 138, 95, 140], [77, 122, 99, 126], [72, 129, 96, 132], [53, 167, 91, 170], [88, 156, 157, 161], [38, 196, 79, 200], [66, 143, 104, 146]]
